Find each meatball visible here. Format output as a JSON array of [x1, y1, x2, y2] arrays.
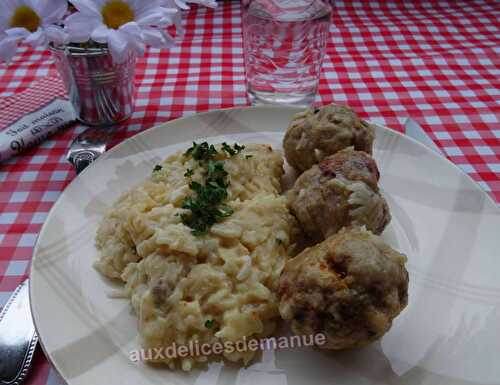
[[278, 226, 409, 350], [288, 148, 390, 242], [283, 103, 375, 173]]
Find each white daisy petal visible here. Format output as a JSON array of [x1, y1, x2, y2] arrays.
[[0, 1, 11, 17], [135, 7, 175, 26], [90, 24, 110, 43], [43, 24, 66, 45], [161, 0, 217, 11], [173, 0, 190, 10], [69, 0, 102, 17], [119, 22, 145, 56], [24, 0, 39, 11], [119, 22, 143, 38], [36, 0, 67, 24], [158, 0, 177, 9], [6, 0, 23, 10], [172, 0, 218, 10], [142, 27, 175, 49], [132, 0, 162, 16], [141, 27, 165, 46], [0, 33, 19, 62], [24, 28, 46, 47], [107, 29, 129, 63], [194, 0, 218, 8], [0, 2, 25, 32], [0, 9, 11, 31], [5, 27, 30, 39], [65, 12, 101, 43]]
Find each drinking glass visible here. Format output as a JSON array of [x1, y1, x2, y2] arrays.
[[242, 0, 331, 107]]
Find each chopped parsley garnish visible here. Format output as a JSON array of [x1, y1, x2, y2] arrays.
[[181, 181, 233, 236], [221, 142, 245, 157], [153, 164, 163, 172], [206, 160, 228, 184], [205, 319, 214, 328], [181, 142, 244, 236], [184, 142, 218, 161], [184, 168, 194, 177]]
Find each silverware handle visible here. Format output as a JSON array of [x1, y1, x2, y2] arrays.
[[0, 280, 38, 385], [74, 151, 97, 174]]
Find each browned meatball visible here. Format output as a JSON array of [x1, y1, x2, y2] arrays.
[[283, 104, 375, 173], [288, 148, 390, 242], [278, 226, 409, 350]]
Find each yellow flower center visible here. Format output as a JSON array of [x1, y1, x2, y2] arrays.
[[10, 6, 41, 32], [102, 1, 135, 30]]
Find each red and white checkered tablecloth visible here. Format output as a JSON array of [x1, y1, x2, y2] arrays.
[[0, 1, 499, 384]]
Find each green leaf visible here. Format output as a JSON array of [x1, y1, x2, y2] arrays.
[[221, 142, 236, 156], [233, 143, 245, 153], [205, 319, 214, 328], [184, 142, 218, 161], [180, 142, 237, 236], [222, 142, 245, 157]]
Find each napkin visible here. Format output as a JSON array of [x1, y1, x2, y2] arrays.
[[0, 76, 76, 162]]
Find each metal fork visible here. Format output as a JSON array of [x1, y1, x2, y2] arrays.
[[66, 124, 119, 174]]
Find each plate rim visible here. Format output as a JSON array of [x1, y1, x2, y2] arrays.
[[28, 105, 500, 384]]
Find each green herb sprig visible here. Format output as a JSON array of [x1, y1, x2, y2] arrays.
[[181, 142, 246, 236], [221, 142, 245, 157], [205, 319, 214, 328], [184, 142, 218, 161]]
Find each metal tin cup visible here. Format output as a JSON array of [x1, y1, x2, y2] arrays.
[[50, 44, 136, 126]]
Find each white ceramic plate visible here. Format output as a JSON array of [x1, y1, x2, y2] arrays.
[[30, 106, 500, 385]]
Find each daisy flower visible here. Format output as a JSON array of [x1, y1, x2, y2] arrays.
[[0, 0, 67, 62], [65, 0, 179, 63]]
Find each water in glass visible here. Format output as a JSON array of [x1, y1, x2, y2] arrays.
[[243, 0, 331, 106]]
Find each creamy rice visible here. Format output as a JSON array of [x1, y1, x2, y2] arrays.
[[95, 143, 297, 370]]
